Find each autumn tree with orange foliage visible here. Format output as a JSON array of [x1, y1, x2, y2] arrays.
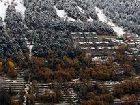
[[28, 50, 89, 82], [37, 67, 53, 82], [121, 95, 137, 105], [39, 89, 62, 103], [0, 61, 2, 73], [81, 93, 114, 105], [7, 58, 17, 78], [81, 90, 113, 105], [10, 96, 21, 105], [32, 56, 46, 67], [115, 45, 135, 76], [54, 70, 73, 82], [113, 79, 140, 98]]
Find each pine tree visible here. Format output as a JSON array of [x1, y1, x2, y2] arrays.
[[5, 4, 28, 54]]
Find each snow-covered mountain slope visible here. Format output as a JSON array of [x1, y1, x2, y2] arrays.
[[54, 2, 124, 36], [95, 7, 125, 36], [0, 0, 26, 20], [0, 0, 125, 36]]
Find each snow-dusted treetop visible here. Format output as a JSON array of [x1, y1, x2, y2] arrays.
[[0, 0, 26, 20]]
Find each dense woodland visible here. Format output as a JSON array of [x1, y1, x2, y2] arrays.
[[0, 0, 140, 105], [95, 0, 140, 35], [1, 0, 140, 58]]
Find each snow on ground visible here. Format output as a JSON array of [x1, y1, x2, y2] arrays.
[[0, 0, 26, 20], [77, 6, 84, 13], [0, 1, 7, 20], [95, 7, 125, 36], [87, 17, 93, 22], [67, 17, 76, 22], [25, 37, 34, 58], [28, 45, 33, 58], [54, 6, 67, 18], [54, 6, 76, 22], [54, 5, 92, 22]]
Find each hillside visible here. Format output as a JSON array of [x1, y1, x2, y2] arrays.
[[23, 0, 114, 34], [0, 0, 140, 58]]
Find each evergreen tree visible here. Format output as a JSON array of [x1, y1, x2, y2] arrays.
[[5, 4, 28, 54]]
